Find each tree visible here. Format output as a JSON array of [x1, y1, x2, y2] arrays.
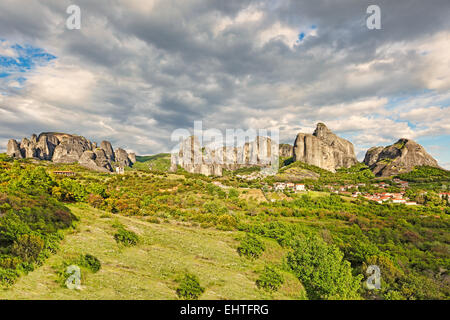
[[286, 236, 362, 300]]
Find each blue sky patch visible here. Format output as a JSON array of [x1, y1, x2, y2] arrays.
[[0, 40, 56, 88]]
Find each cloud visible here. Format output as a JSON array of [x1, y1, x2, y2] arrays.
[[0, 0, 448, 167]]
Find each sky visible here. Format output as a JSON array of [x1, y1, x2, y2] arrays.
[[0, 0, 449, 168]]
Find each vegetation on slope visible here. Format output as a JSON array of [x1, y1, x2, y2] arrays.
[[0, 154, 448, 300], [133, 154, 171, 172]]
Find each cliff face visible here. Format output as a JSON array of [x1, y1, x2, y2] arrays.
[[279, 144, 294, 158], [293, 123, 358, 172], [363, 138, 440, 177], [6, 133, 135, 172], [170, 136, 278, 176]]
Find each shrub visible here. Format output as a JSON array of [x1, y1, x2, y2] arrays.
[[228, 188, 240, 198], [217, 214, 238, 230], [237, 234, 265, 259], [114, 227, 139, 246], [79, 254, 101, 273], [11, 234, 44, 263], [88, 194, 104, 208], [203, 200, 228, 215], [256, 265, 284, 292], [0, 267, 19, 286], [176, 273, 205, 300]]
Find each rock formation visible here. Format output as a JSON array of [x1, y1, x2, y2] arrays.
[[363, 138, 440, 177], [7, 139, 23, 159], [293, 123, 358, 172], [171, 135, 279, 176], [279, 144, 294, 158], [6, 132, 135, 173], [115, 148, 132, 168], [100, 140, 115, 162]]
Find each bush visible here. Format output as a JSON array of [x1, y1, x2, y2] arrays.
[[79, 254, 101, 273], [176, 273, 205, 300], [256, 265, 284, 292], [11, 234, 44, 263], [237, 234, 265, 259], [88, 194, 104, 208], [114, 227, 139, 246], [203, 200, 228, 215], [0, 267, 19, 286]]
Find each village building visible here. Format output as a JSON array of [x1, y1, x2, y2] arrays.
[[116, 167, 125, 174], [274, 182, 286, 191], [53, 171, 76, 177]]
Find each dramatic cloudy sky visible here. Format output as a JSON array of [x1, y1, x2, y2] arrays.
[[0, 0, 449, 167]]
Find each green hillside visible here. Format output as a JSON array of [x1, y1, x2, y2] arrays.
[[1, 204, 302, 300], [1, 156, 449, 300], [133, 153, 171, 172]]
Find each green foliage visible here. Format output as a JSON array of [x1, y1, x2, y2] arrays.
[[287, 236, 362, 300], [78, 254, 101, 273], [237, 234, 265, 259], [114, 227, 139, 246], [256, 265, 284, 292], [134, 154, 171, 172], [203, 200, 228, 215], [228, 188, 240, 198], [56, 179, 88, 202], [11, 234, 44, 263], [397, 165, 450, 183], [176, 273, 205, 300]]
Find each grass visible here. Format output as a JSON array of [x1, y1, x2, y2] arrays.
[[133, 153, 171, 172], [1, 204, 303, 300]]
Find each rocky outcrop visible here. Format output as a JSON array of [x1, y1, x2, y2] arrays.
[[7, 139, 23, 159], [79, 149, 113, 173], [128, 153, 136, 164], [363, 146, 384, 167], [51, 134, 94, 163], [115, 148, 132, 168], [100, 141, 115, 162], [279, 144, 293, 158], [363, 138, 440, 177], [171, 135, 279, 176], [293, 123, 358, 172], [6, 132, 135, 173]]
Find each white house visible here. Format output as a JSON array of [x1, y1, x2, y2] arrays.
[[116, 167, 125, 174], [274, 182, 286, 191], [295, 184, 306, 191]]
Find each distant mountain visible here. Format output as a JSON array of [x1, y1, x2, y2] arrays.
[[363, 138, 440, 177], [6, 132, 135, 172]]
